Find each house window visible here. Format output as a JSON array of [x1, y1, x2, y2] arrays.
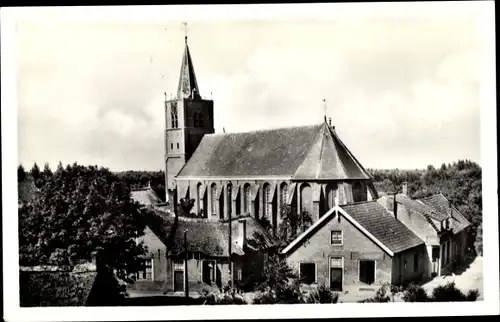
[[299, 262, 316, 284], [331, 230, 343, 245], [413, 252, 419, 272], [136, 258, 153, 281], [211, 183, 217, 215], [171, 105, 178, 128], [177, 143, 180, 149], [170, 143, 173, 150], [243, 184, 251, 213], [237, 269, 242, 281]]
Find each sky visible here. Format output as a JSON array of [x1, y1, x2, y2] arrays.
[[11, 2, 494, 172]]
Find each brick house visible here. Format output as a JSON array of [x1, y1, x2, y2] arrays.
[[378, 191, 471, 278], [281, 200, 427, 291], [127, 210, 276, 296]]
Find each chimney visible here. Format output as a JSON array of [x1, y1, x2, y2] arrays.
[[237, 219, 247, 248], [402, 182, 408, 195], [393, 193, 398, 219]]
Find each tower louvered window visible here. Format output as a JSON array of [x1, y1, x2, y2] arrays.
[[171, 105, 178, 128]]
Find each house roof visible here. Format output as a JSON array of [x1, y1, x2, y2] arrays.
[[131, 187, 162, 206], [18, 178, 40, 206], [143, 211, 276, 257], [19, 264, 97, 307], [282, 201, 424, 256], [418, 194, 471, 234], [177, 121, 372, 180], [385, 194, 442, 232], [340, 201, 425, 254]]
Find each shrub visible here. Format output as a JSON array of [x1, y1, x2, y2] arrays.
[[305, 284, 339, 304], [465, 289, 480, 301], [431, 282, 468, 302], [402, 283, 430, 302], [253, 282, 305, 304], [357, 284, 391, 303], [202, 287, 247, 305]]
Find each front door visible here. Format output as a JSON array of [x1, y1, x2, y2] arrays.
[[330, 257, 343, 292], [174, 270, 184, 292], [202, 260, 215, 285]]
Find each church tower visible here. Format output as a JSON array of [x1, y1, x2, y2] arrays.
[[164, 32, 215, 203]]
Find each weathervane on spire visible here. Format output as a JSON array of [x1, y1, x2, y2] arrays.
[[182, 22, 188, 44]]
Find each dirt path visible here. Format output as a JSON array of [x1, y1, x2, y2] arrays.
[[422, 256, 483, 300]]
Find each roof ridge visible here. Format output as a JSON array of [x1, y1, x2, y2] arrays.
[[340, 200, 379, 207], [207, 123, 324, 136]]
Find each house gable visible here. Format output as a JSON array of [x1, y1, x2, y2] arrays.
[[282, 206, 394, 257], [141, 226, 167, 255]]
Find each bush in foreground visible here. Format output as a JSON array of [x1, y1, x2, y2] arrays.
[[401, 282, 479, 302], [202, 287, 247, 305], [357, 283, 391, 303], [305, 284, 339, 304]]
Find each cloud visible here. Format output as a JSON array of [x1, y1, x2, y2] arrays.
[[16, 10, 485, 171]]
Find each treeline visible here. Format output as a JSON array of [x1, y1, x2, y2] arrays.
[[18, 163, 167, 202]]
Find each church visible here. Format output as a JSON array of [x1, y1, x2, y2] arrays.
[[164, 34, 379, 231]]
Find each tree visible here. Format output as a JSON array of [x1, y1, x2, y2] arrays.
[[30, 162, 41, 181], [18, 163, 147, 282], [18, 164, 27, 182], [276, 205, 313, 248], [42, 162, 53, 178], [56, 161, 64, 174]]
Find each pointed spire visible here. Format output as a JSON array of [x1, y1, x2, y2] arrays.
[[177, 22, 201, 100]]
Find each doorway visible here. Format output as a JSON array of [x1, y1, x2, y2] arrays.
[[173, 260, 184, 292], [359, 260, 376, 285], [330, 257, 343, 292], [174, 271, 184, 292], [202, 260, 216, 285]]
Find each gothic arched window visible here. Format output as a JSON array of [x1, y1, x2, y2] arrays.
[[263, 183, 271, 219], [326, 183, 338, 209], [171, 105, 178, 128], [211, 183, 217, 216], [243, 183, 251, 213], [197, 182, 203, 215], [352, 182, 366, 203], [280, 182, 288, 210]]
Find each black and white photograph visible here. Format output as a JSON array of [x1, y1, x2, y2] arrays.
[[1, 2, 498, 321]]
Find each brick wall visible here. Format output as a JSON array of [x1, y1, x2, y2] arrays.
[[285, 211, 393, 288]]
